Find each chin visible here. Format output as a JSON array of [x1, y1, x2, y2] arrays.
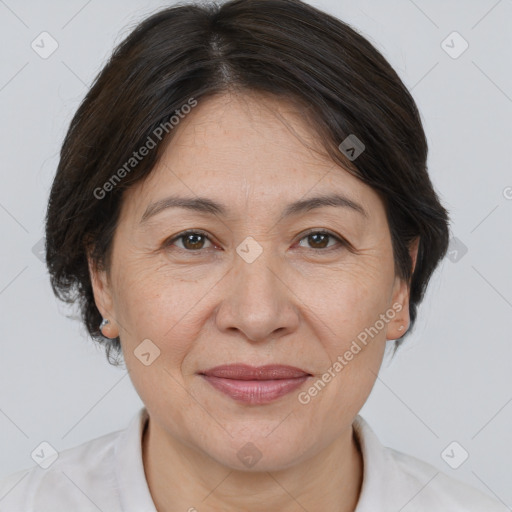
[[200, 427, 312, 473]]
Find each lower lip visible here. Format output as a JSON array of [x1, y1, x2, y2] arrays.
[[201, 375, 310, 404]]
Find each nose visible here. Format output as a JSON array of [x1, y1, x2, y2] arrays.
[[214, 243, 300, 344]]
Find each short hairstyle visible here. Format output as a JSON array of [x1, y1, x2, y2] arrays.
[[45, 0, 450, 365]]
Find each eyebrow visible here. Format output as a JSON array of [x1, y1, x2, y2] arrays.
[[140, 193, 368, 224]]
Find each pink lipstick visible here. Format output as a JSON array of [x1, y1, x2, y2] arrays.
[[199, 364, 311, 404]]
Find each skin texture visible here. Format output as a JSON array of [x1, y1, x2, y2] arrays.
[[89, 91, 418, 512]]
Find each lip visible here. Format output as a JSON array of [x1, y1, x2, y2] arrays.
[[199, 364, 312, 404]]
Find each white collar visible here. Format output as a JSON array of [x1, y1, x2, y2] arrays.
[[114, 407, 156, 512], [352, 415, 411, 510]]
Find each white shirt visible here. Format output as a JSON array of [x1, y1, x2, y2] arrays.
[[0, 407, 506, 511]]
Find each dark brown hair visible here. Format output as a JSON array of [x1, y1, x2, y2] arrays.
[[45, 0, 450, 365]]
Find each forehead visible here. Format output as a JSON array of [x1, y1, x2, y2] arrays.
[[121, 91, 384, 222]]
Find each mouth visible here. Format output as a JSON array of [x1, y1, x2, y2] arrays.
[[199, 364, 312, 405]]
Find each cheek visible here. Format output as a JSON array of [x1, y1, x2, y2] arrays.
[[301, 257, 393, 406], [302, 270, 391, 423], [298, 255, 393, 337], [111, 259, 194, 347]]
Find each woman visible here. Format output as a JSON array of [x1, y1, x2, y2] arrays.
[[0, 0, 506, 510]]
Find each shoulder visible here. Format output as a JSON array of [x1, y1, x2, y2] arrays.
[[353, 415, 508, 512], [0, 429, 122, 512], [388, 447, 507, 511]]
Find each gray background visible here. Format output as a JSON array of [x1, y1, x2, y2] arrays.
[[0, 0, 511, 507]]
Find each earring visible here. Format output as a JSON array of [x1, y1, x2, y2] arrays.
[[99, 318, 110, 333], [398, 325, 405, 332]]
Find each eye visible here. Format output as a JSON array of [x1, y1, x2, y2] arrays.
[[296, 230, 345, 250], [164, 229, 346, 253], [166, 230, 215, 251]]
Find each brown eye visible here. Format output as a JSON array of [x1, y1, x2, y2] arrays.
[[297, 230, 344, 250], [167, 231, 213, 251]]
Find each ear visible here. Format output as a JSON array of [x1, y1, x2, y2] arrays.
[[386, 237, 420, 341], [87, 254, 120, 339]]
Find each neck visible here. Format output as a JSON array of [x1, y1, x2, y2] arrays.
[[141, 416, 363, 512]]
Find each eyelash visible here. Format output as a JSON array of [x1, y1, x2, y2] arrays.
[[164, 228, 346, 253]]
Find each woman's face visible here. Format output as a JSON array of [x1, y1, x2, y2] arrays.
[[90, 91, 416, 471]]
